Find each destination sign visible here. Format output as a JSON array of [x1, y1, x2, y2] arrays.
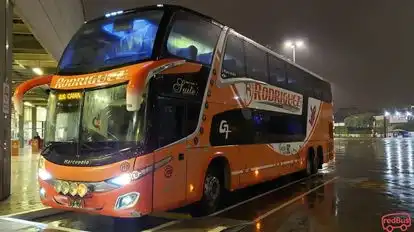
[[57, 92, 82, 101]]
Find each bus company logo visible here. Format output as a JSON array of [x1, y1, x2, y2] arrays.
[[120, 162, 130, 172], [219, 120, 231, 140], [172, 78, 199, 96], [381, 212, 411, 232], [63, 160, 90, 165], [54, 70, 128, 88], [241, 83, 302, 112], [164, 165, 173, 178]]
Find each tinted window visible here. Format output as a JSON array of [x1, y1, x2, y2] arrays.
[[157, 97, 186, 147], [167, 11, 221, 65], [321, 81, 332, 102], [58, 10, 163, 75], [268, 55, 286, 86], [155, 97, 202, 148], [286, 64, 305, 92], [222, 33, 245, 78], [245, 42, 268, 82], [304, 75, 332, 102], [210, 108, 306, 146]]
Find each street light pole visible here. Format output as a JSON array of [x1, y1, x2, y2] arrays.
[[284, 40, 303, 63]]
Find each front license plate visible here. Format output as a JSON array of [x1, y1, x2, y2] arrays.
[[69, 198, 84, 208]]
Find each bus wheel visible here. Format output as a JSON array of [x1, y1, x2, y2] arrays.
[[200, 166, 222, 215], [306, 155, 313, 176], [312, 153, 320, 174]]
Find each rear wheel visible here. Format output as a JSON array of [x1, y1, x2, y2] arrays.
[[312, 153, 320, 174], [198, 166, 222, 215], [306, 155, 313, 176]]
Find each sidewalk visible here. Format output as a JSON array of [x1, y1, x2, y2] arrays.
[[0, 147, 45, 215]]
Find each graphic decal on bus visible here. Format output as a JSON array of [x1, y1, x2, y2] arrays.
[[233, 82, 303, 115], [172, 78, 199, 96], [269, 97, 322, 155], [52, 70, 128, 89]]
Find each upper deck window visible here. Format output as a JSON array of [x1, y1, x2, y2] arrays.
[[58, 10, 163, 75], [166, 11, 221, 65]]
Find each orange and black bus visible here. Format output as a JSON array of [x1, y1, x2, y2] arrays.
[[13, 4, 334, 218]]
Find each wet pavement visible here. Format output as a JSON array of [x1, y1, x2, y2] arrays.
[[4, 138, 414, 231], [0, 153, 45, 215]]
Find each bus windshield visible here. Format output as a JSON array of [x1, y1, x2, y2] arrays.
[[45, 85, 145, 150], [58, 10, 163, 75]]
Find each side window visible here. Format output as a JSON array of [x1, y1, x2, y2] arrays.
[[167, 11, 221, 65], [222, 33, 245, 78], [286, 64, 305, 92], [186, 103, 201, 135], [321, 81, 332, 102], [245, 42, 268, 82], [157, 98, 185, 147], [268, 55, 286, 86], [156, 97, 202, 148]]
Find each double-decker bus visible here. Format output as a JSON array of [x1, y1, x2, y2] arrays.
[[12, 4, 334, 218]]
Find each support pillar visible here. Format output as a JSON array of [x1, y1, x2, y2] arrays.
[[32, 107, 37, 137], [19, 114, 24, 148], [0, 0, 13, 200]]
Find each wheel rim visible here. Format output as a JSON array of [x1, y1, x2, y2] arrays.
[[204, 174, 220, 204]]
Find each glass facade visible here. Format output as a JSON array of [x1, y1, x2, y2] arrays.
[[11, 105, 46, 145]]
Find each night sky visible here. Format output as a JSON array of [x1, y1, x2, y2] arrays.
[[84, 0, 414, 110]]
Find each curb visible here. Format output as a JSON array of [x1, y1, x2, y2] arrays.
[[1, 207, 65, 220]]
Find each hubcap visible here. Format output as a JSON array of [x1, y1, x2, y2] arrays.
[[204, 175, 220, 203]]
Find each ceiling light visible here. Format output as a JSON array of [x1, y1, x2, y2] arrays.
[[32, 68, 43, 75]]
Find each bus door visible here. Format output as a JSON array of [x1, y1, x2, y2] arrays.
[[152, 96, 188, 211]]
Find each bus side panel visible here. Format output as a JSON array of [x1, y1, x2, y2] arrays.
[[131, 154, 155, 216], [185, 145, 241, 204], [152, 142, 187, 212], [307, 101, 333, 164], [239, 144, 278, 187]]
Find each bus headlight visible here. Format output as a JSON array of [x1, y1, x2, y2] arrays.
[[54, 181, 62, 193], [107, 173, 131, 187], [38, 168, 52, 181], [38, 156, 52, 181], [69, 182, 78, 196], [61, 181, 70, 195], [77, 183, 88, 197]]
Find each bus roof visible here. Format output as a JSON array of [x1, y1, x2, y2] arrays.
[[90, 4, 328, 83]]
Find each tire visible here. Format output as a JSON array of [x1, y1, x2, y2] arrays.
[[198, 166, 222, 215], [306, 155, 313, 176], [312, 153, 319, 174]]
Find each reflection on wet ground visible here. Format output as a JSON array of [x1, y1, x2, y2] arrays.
[[17, 138, 414, 231]]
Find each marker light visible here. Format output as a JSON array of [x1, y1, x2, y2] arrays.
[[105, 10, 124, 18], [108, 173, 132, 186]]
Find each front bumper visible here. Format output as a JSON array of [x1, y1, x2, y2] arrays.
[[39, 176, 152, 218]]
